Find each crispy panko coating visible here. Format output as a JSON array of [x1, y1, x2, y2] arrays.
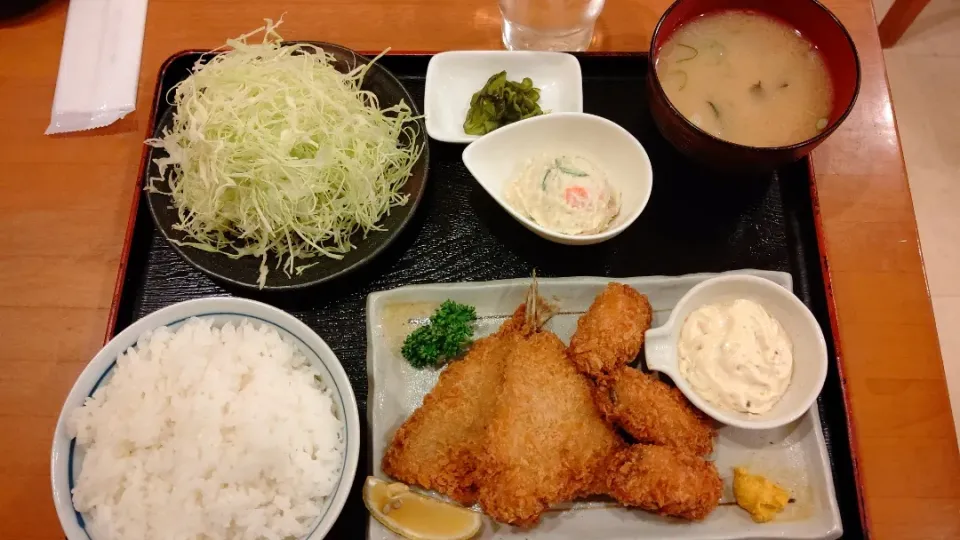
[[606, 444, 722, 521], [477, 331, 624, 527], [381, 306, 528, 505], [568, 283, 653, 379], [595, 367, 716, 456]]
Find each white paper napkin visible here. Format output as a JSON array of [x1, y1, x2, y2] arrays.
[[45, 0, 149, 134]]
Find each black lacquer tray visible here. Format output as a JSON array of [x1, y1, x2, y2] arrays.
[[105, 52, 865, 538]]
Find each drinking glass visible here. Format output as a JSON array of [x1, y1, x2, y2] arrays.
[[499, 0, 606, 51]]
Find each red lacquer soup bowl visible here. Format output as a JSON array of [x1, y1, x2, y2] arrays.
[[647, 0, 861, 172]]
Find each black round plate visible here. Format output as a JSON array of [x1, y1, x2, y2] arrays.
[[145, 42, 429, 291]]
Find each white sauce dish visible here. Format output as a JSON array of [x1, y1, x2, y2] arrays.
[[644, 274, 828, 430]]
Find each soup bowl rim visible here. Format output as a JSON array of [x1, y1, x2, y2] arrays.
[[648, 0, 862, 153]]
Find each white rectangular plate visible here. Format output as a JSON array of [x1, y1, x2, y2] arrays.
[[366, 270, 842, 540], [424, 51, 583, 143]]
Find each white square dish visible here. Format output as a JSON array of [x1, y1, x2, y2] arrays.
[[365, 270, 842, 540], [424, 51, 584, 143]]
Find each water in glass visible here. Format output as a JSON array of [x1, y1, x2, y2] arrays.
[[499, 0, 606, 51]]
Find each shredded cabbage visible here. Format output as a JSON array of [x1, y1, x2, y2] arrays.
[[146, 19, 423, 288]]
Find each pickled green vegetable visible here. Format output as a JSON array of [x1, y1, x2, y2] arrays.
[[463, 71, 544, 136]]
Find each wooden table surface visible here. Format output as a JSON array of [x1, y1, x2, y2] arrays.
[[1, 0, 958, 538]]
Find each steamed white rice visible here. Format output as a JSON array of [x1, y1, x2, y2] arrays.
[[69, 317, 344, 540]]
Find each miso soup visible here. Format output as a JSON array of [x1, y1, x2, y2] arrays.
[[656, 11, 833, 147]]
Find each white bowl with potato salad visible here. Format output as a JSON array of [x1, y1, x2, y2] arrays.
[[462, 112, 653, 245], [644, 274, 828, 430]]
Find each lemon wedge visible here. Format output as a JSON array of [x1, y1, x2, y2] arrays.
[[363, 476, 481, 540]]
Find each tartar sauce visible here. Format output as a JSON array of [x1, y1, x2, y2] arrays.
[[505, 154, 619, 235], [677, 299, 793, 414]]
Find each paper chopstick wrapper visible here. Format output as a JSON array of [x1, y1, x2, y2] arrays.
[[45, 0, 149, 134]]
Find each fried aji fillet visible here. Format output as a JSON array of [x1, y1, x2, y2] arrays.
[[477, 331, 624, 527], [595, 366, 716, 456], [606, 444, 722, 521], [568, 283, 653, 379], [380, 306, 528, 505]]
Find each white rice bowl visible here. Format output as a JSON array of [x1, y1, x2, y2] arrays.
[[51, 298, 359, 540]]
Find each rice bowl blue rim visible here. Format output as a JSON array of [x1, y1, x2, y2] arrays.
[[52, 299, 359, 540]]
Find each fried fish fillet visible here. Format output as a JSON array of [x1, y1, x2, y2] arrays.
[[606, 444, 722, 521], [477, 331, 624, 526], [380, 306, 528, 505], [595, 366, 716, 456], [568, 283, 653, 379]]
